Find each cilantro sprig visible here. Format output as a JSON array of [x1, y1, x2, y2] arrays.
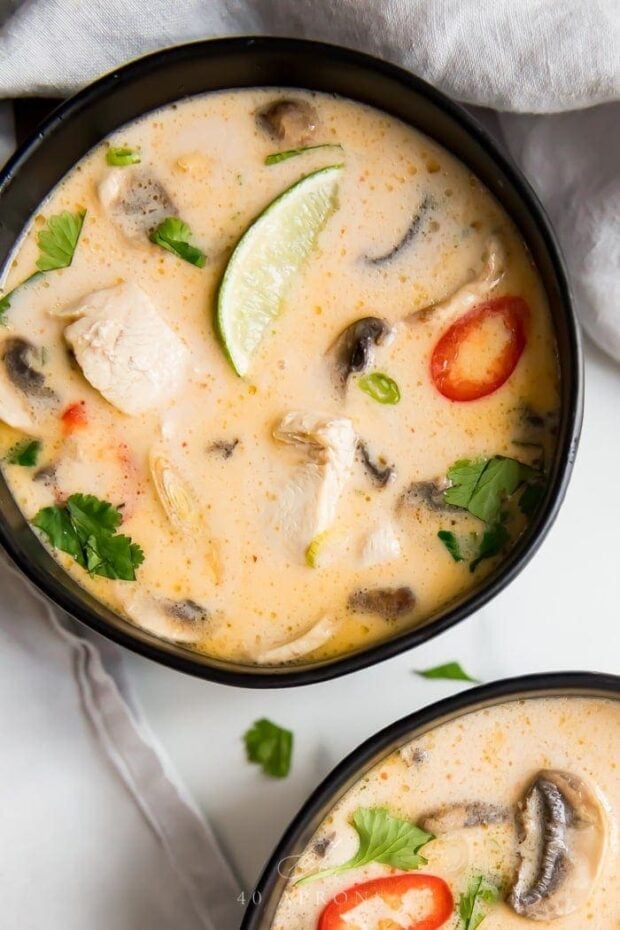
[[244, 718, 293, 778], [458, 875, 502, 929], [1, 210, 86, 323], [296, 807, 433, 885], [32, 493, 144, 581], [5, 439, 41, 467], [149, 217, 206, 267]]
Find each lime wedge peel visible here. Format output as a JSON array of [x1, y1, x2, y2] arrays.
[[217, 164, 344, 377]]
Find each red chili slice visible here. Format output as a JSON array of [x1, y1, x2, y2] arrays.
[[430, 296, 528, 402], [318, 873, 453, 930], [61, 401, 88, 434]]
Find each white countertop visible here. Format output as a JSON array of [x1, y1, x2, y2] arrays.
[[126, 336, 620, 897]]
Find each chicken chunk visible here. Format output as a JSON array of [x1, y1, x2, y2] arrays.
[[409, 234, 506, 326], [0, 367, 35, 431], [63, 283, 189, 415], [98, 169, 174, 239], [358, 522, 402, 568], [272, 412, 356, 558]]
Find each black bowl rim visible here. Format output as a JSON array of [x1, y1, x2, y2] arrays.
[[0, 36, 583, 687], [241, 670, 620, 928]]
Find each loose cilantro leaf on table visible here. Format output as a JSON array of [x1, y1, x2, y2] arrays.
[[444, 456, 534, 523], [6, 438, 41, 466], [437, 529, 464, 562], [36, 210, 86, 272], [150, 217, 206, 267], [416, 661, 479, 683], [296, 807, 433, 885], [244, 718, 293, 779], [32, 493, 144, 581], [458, 875, 501, 929], [106, 146, 141, 166]]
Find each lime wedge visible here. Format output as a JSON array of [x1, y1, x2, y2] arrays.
[[217, 164, 343, 376]]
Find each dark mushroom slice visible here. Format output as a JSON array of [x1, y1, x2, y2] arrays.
[[400, 745, 430, 766], [123, 593, 211, 644], [400, 478, 459, 514], [257, 99, 318, 147], [420, 801, 510, 834], [332, 316, 392, 385], [348, 586, 416, 621], [357, 440, 394, 488], [313, 832, 336, 858], [99, 169, 175, 238], [364, 194, 433, 265], [2, 338, 55, 399], [508, 769, 607, 921], [33, 463, 57, 487], [207, 438, 239, 459]]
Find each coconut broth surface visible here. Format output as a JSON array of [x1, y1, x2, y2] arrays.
[[272, 696, 620, 929], [0, 89, 559, 663]]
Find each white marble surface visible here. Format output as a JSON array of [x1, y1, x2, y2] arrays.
[[126, 335, 620, 898]]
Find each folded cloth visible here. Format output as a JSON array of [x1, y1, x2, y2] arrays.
[[0, 553, 240, 930]]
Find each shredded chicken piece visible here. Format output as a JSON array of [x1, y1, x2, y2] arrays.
[[409, 234, 506, 325], [272, 412, 357, 558], [359, 522, 402, 568]]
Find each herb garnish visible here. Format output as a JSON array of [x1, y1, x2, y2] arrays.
[[359, 372, 401, 405], [296, 807, 433, 885], [416, 661, 479, 683], [32, 493, 144, 581], [437, 530, 464, 562], [469, 522, 510, 572], [106, 146, 141, 166], [149, 217, 206, 267], [444, 456, 535, 523], [265, 143, 343, 165], [0, 210, 86, 323], [244, 718, 293, 778], [458, 875, 501, 929], [6, 439, 41, 467]]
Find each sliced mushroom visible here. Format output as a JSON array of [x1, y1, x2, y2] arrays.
[[207, 438, 239, 459], [421, 801, 510, 834], [257, 99, 318, 147], [2, 338, 54, 399], [399, 478, 458, 514], [254, 616, 335, 665], [358, 440, 394, 487], [150, 452, 202, 534], [409, 234, 506, 326], [331, 317, 392, 385], [364, 194, 433, 265], [400, 745, 430, 766], [347, 586, 416, 620], [98, 169, 175, 239], [0, 366, 35, 431], [123, 592, 210, 644], [508, 769, 608, 921], [313, 832, 336, 858]]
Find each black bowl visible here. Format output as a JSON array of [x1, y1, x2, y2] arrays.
[[0, 38, 583, 687], [241, 671, 619, 928]]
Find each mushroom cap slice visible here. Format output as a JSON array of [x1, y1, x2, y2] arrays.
[[254, 616, 335, 665], [420, 801, 510, 834], [509, 769, 608, 921], [122, 592, 210, 644]]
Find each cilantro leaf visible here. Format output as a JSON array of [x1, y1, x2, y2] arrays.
[[36, 210, 86, 272], [244, 718, 293, 778], [296, 807, 433, 885], [149, 217, 206, 267], [416, 661, 479, 683], [444, 456, 534, 523], [437, 530, 464, 562], [458, 875, 501, 929], [470, 522, 510, 572], [265, 143, 343, 165], [32, 493, 143, 581], [106, 146, 141, 166], [6, 438, 41, 467]]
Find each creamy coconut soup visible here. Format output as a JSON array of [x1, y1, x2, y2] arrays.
[[0, 90, 559, 664], [272, 695, 620, 929]]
